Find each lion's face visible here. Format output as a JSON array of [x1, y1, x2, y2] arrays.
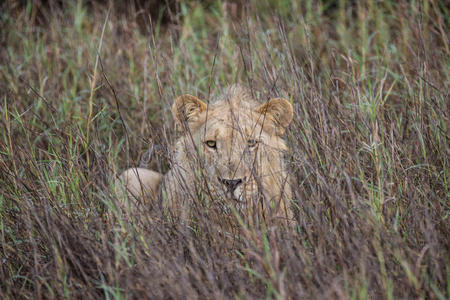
[[198, 108, 285, 203], [172, 86, 293, 213]]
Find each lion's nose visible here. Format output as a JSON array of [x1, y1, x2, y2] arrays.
[[218, 177, 243, 193]]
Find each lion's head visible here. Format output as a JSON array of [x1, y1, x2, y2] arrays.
[[165, 85, 293, 222]]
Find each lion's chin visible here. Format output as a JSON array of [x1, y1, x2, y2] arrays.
[[228, 190, 244, 202]]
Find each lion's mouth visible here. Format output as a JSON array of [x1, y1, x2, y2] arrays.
[[211, 189, 246, 215], [210, 177, 262, 214], [222, 190, 241, 202]]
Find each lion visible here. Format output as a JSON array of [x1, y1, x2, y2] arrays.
[[116, 85, 294, 226]]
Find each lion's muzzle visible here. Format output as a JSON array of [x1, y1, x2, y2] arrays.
[[218, 177, 245, 194]]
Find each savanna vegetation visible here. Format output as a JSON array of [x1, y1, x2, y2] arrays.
[[0, 0, 448, 298]]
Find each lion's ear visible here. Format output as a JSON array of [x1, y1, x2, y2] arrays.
[[256, 98, 293, 135], [172, 94, 207, 131]]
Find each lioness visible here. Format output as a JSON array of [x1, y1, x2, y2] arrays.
[[117, 85, 294, 226]]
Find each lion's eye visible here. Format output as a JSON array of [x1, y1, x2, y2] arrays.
[[205, 140, 217, 149], [247, 139, 258, 147]]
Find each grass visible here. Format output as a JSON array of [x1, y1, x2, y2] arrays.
[[0, 0, 448, 298]]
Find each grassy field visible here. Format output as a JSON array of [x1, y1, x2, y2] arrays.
[[0, 0, 448, 298]]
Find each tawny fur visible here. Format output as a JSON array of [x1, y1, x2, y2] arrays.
[[115, 168, 162, 213], [117, 85, 294, 226]]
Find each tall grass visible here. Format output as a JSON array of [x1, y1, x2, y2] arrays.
[[0, 0, 448, 298]]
